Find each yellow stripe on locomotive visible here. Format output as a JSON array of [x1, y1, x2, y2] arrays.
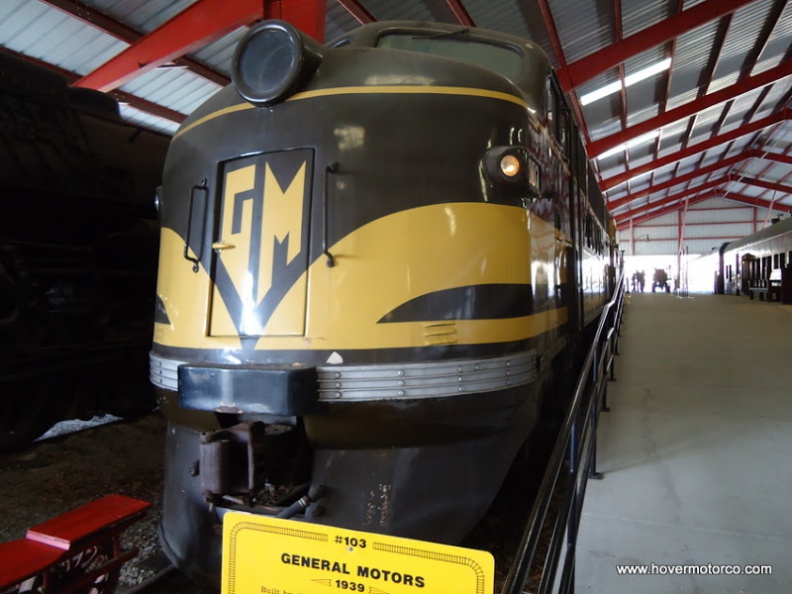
[[154, 202, 568, 352]]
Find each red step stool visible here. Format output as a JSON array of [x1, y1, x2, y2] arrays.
[[0, 494, 151, 594]]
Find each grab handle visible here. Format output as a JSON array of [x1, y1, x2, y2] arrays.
[[184, 179, 208, 273]]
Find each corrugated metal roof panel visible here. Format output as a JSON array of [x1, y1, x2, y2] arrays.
[[711, 0, 774, 83], [692, 103, 729, 132], [191, 26, 246, 74], [686, 205, 756, 225], [589, 115, 625, 142], [683, 222, 755, 239], [325, 1, 364, 43], [467, 0, 533, 41], [120, 67, 221, 116], [119, 103, 179, 136], [621, 0, 671, 38], [80, 0, 199, 32], [0, 0, 126, 73], [667, 21, 718, 109], [752, 0, 792, 74], [364, 0, 436, 22], [641, 210, 678, 226], [667, 19, 719, 110], [550, 0, 614, 63]]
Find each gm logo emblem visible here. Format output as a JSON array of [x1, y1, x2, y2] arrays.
[[210, 150, 313, 337]]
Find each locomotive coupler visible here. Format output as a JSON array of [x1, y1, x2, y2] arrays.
[[198, 421, 305, 506]]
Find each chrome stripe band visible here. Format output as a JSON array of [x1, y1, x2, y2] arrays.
[[149, 351, 538, 401], [317, 351, 537, 401], [149, 353, 185, 391]]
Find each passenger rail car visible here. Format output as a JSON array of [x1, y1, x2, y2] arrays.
[[0, 52, 168, 451], [150, 20, 616, 584], [716, 216, 792, 297]]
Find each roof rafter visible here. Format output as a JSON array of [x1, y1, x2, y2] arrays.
[[588, 59, 792, 157], [264, 0, 326, 40], [761, 152, 792, 166], [445, 0, 475, 26], [337, 0, 376, 24], [602, 109, 790, 190], [74, 0, 267, 92], [614, 177, 729, 222], [617, 189, 789, 229], [609, 151, 752, 210], [616, 193, 719, 229], [720, 191, 791, 210], [38, 0, 229, 86], [556, 0, 756, 92], [731, 175, 792, 195]]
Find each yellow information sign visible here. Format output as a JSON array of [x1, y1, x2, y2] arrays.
[[222, 513, 494, 594]]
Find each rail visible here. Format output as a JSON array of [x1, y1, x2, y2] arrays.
[[500, 269, 626, 594]]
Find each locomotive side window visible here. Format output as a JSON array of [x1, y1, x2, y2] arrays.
[[544, 77, 569, 153], [557, 105, 569, 156], [377, 34, 523, 81], [545, 78, 555, 131]]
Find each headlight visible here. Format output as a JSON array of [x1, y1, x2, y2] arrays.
[[232, 20, 323, 106], [499, 154, 521, 177], [483, 146, 542, 197]]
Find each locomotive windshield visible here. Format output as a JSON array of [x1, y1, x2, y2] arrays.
[[377, 32, 523, 81]]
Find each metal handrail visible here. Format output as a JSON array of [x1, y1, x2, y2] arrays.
[[501, 268, 626, 594]]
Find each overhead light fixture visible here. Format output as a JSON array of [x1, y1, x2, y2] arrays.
[[580, 57, 672, 106], [596, 130, 661, 160]]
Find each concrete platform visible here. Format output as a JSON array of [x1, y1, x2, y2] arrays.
[[576, 293, 792, 593]]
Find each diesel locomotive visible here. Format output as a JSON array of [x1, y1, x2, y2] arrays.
[[150, 20, 616, 583], [0, 52, 168, 451]]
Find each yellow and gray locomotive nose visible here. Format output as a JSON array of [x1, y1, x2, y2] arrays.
[[151, 27, 565, 366]]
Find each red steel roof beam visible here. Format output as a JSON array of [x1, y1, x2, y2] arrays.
[[614, 0, 632, 177], [39, 0, 229, 86], [732, 175, 792, 195], [557, 0, 756, 92], [265, 0, 326, 41], [588, 59, 792, 158], [445, 0, 475, 26], [760, 152, 792, 166], [721, 192, 788, 210], [613, 178, 728, 222], [647, 0, 684, 192], [608, 151, 753, 210], [337, 0, 376, 24], [74, 0, 266, 92], [739, 0, 787, 84], [683, 11, 733, 188], [615, 193, 718, 228], [602, 109, 790, 190]]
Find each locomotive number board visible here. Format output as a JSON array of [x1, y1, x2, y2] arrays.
[[222, 513, 494, 594]]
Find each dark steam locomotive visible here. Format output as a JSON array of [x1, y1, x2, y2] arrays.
[[0, 52, 168, 450], [150, 20, 616, 583]]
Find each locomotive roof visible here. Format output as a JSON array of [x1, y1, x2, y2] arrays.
[[329, 21, 550, 113]]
